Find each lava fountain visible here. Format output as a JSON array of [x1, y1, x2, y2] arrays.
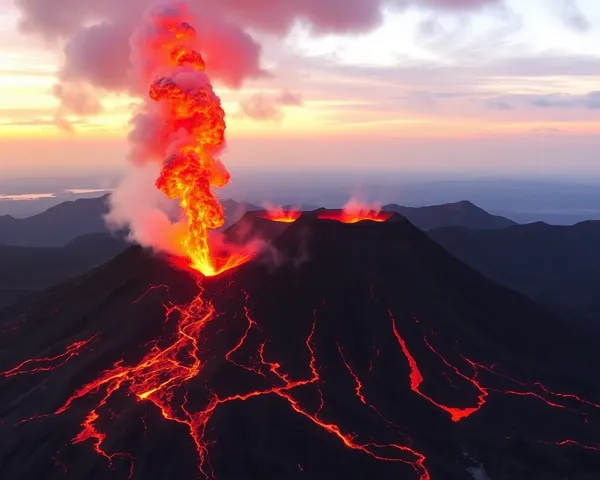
[[138, 6, 251, 277]]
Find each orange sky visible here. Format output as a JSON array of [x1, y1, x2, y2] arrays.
[[1, 0, 600, 178]]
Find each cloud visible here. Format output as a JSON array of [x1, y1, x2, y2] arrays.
[[52, 83, 102, 116], [13, 0, 507, 117], [554, 0, 591, 32], [486, 98, 512, 110], [531, 127, 567, 134], [237, 90, 303, 121], [278, 90, 303, 106], [217, 0, 504, 36], [488, 92, 600, 111]]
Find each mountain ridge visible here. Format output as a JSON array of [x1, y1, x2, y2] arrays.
[[383, 200, 517, 231], [429, 220, 600, 328]]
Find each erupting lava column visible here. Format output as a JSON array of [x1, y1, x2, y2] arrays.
[[141, 11, 248, 276]]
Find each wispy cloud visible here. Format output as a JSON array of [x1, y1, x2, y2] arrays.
[[554, 0, 591, 32], [487, 91, 600, 110]]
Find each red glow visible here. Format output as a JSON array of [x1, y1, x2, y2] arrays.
[[388, 310, 487, 422], [337, 344, 367, 404], [148, 17, 250, 277], [0, 335, 97, 378], [258, 204, 302, 223], [29, 295, 428, 480], [317, 199, 392, 224], [318, 211, 392, 224]]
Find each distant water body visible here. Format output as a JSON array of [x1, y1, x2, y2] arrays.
[[0, 189, 113, 217]]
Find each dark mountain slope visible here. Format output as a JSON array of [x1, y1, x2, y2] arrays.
[[430, 221, 600, 326], [384, 200, 517, 230], [0, 214, 599, 480], [0, 233, 128, 307], [0, 195, 111, 247]]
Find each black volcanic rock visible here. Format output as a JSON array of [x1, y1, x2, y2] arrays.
[[384, 200, 517, 231], [429, 221, 600, 328], [0, 213, 599, 480]]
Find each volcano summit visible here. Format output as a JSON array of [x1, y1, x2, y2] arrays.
[[1, 212, 600, 480]]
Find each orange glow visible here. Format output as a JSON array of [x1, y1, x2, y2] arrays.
[[257, 204, 302, 223], [7, 284, 600, 477], [150, 19, 249, 277], [0, 335, 97, 378], [318, 198, 392, 224], [40, 291, 431, 480]]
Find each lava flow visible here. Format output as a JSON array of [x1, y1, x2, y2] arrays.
[[34, 292, 430, 480], [388, 310, 488, 422], [318, 199, 392, 224], [146, 11, 250, 277], [0, 335, 97, 378]]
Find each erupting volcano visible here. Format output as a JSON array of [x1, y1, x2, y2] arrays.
[[2, 5, 600, 480], [133, 6, 250, 277]]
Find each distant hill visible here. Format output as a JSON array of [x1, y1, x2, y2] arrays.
[[0, 233, 128, 307], [0, 195, 112, 247], [384, 200, 517, 231], [0, 196, 260, 247], [429, 221, 600, 327], [0, 195, 516, 248]]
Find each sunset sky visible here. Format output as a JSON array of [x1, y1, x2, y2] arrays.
[[1, 0, 600, 180]]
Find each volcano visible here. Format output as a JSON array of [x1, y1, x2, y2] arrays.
[[1, 212, 600, 480]]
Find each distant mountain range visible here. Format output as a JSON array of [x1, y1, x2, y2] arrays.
[[0, 195, 518, 248], [0, 195, 112, 247], [430, 221, 600, 328], [4, 194, 600, 331], [383, 200, 517, 231]]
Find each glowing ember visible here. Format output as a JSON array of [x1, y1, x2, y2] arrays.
[[147, 12, 249, 277], [318, 199, 392, 224], [257, 204, 302, 223]]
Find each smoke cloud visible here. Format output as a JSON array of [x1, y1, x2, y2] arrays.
[[15, 0, 504, 110], [13, 0, 504, 256], [237, 90, 303, 121]]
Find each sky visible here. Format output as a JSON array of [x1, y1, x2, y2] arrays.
[[1, 0, 600, 181]]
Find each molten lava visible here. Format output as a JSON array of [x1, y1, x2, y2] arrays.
[[148, 15, 249, 276], [257, 205, 302, 223], [318, 211, 392, 224], [0, 335, 96, 378], [317, 199, 392, 224]]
